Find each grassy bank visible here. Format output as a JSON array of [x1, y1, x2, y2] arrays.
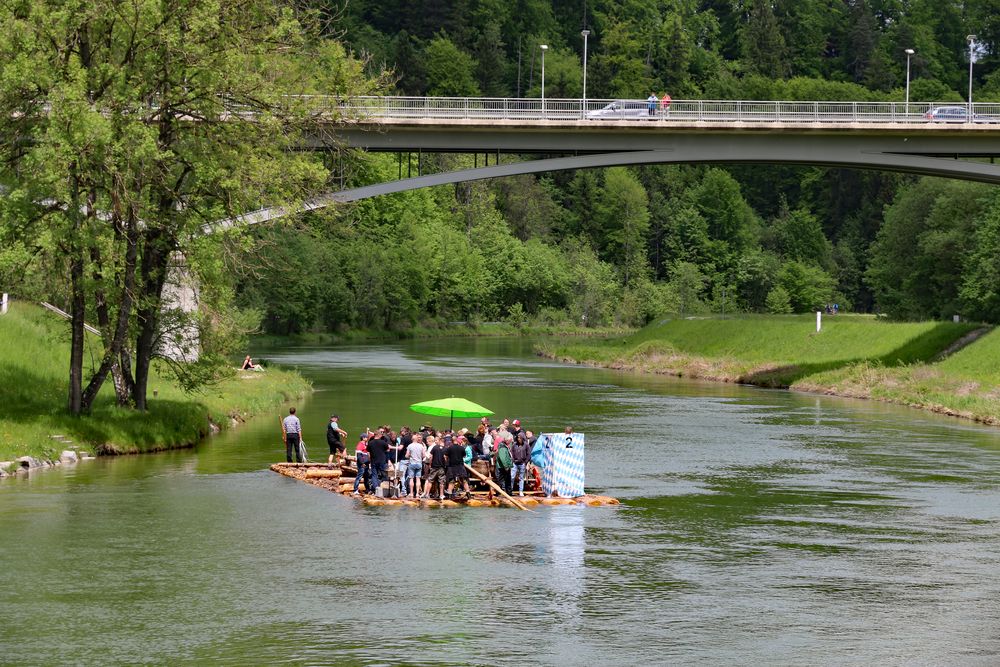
[[0, 302, 311, 464], [796, 326, 1000, 424], [539, 314, 1000, 424]]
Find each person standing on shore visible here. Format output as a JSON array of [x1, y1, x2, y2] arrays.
[[327, 414, 347, 466], [282, 407, 303, 463]]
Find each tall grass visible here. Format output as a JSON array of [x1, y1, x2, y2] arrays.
[[0, 302, 310, 462]]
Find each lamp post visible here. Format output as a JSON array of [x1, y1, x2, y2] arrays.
[[904, 48, 914, 116], [540, 44, 548, 117], [581, 29, 590, 117], [968, 34, 977, 116]]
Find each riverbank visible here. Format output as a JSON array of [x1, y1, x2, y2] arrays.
[[0, 302, 311, 469], [538, 314, 1000, 425]]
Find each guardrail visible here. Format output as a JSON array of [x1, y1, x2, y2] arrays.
[[333, 97, 1000, 125]]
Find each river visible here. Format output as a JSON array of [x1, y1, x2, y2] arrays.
[[4, 337, 1000, 665]]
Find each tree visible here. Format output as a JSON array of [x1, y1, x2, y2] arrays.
[[594, 167, 650, 286], [742, 0, 789, 79], [867, 179, 991, 319], [778, 261, 835, 313], [0, 0, 383, 412], [424, 34, 481, 96], [474, 22, 509, 97]]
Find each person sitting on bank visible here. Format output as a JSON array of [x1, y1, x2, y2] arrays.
[[241, 355, 257, 370]]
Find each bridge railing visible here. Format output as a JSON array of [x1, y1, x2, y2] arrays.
[[334, 96, 1000, 124]]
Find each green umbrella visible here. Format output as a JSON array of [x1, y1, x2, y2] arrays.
[[409, 397, 494, 430]]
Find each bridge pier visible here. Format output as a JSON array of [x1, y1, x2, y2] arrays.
[[158, 252, 200, 363]]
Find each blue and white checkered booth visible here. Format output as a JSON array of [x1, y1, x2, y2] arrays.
[[539, 433, 585, 498]]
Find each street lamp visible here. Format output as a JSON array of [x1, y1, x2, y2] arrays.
[[968, 35, 977, 115], [904, 48, 914, 115], [540, 44, 548, 116], [581, 29, 590, 116]]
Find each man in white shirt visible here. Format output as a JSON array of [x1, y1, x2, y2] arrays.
[[282, 407, 303, 463]]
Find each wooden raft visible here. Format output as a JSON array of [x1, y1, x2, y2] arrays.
[[268, 461, 621, 508]]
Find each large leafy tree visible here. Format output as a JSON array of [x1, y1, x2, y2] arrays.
[[0, 0, 384, 412]]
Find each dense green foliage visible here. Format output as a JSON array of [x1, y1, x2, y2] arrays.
[[229, 0, 1000, 332], [0, 303, 309, 463], [6, 0, 1000, 374]]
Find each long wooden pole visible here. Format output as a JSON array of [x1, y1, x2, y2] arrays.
[[465, 464, 531, 511]]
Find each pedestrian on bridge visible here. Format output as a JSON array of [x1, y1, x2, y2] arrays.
[[647, 93, 658, 116], [661, 92, 671, 117]]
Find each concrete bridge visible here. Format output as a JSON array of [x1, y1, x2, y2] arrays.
[[208, 96, 1000, 232]]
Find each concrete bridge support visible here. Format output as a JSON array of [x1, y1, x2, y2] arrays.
[[159, 252, 200, 363]]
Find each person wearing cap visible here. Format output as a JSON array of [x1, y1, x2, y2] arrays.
[[352, 431, 371, 495], [510, 431, 532, 497], [510, 419, 524, 441], [326, 414, 348, 466]]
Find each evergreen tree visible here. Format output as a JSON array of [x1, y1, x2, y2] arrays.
[[741, 0, 789, 79]]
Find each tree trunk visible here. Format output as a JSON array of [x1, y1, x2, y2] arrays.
[[81, 209, 139, 411], [133, 230, 169, 411], [68, 245, 86, 416]]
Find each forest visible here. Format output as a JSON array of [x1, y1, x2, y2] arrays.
[[5, 0, 1000, 385], [233, 0, 1000, 334]]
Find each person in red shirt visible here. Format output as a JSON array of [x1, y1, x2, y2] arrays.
[[352, 430, 371, 495], [660, 92, 672, 117]]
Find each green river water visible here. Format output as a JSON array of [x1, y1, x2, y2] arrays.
[[4, 337, 1000, 665]]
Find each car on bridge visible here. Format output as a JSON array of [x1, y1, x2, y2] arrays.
[[586, 100, 654, 120], [923, 105, 1000, 123]]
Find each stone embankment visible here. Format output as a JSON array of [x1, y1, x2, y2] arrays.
[[0, 449, 95, 478]]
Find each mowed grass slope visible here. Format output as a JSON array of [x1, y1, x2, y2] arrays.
[[543, 314, 979, 384], [0, 302, 310, 463], [799, 326, 1000, 423]]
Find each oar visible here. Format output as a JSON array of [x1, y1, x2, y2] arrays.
[[465, 464, 532, 512]]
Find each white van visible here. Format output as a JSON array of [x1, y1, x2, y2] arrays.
[[586, 100, 652, 120]]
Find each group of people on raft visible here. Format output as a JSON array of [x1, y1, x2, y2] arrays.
[[282, 408, 549, 500]]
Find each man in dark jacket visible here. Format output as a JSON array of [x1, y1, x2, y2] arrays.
[[445, 436, 470, 499], [425, 436, 448, 500], [366, 429, 390, 494], [510, 432, 532, 497], [326, 414, 347, 466]]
